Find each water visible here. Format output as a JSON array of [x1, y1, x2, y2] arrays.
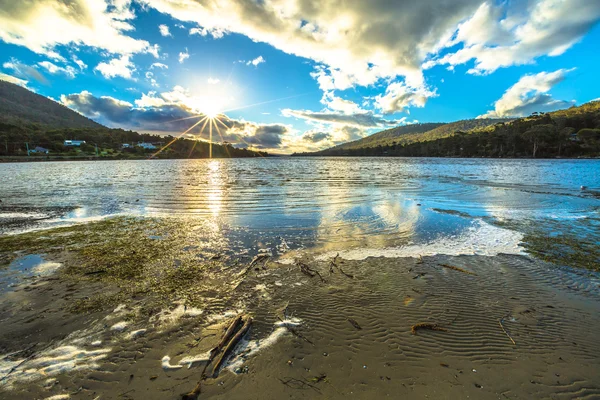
[[0, 158, 599, 262]]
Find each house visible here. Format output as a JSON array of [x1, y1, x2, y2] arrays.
[[137, 142, 157, 150], [30, 146, 49, 154], [64, 140, 86, 146]]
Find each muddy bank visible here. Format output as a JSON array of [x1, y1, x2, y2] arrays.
[[1, 219, 599, 399]]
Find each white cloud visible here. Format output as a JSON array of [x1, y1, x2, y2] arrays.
[[0, 72, 28, 88], [246, 56, 265, 67], [373, 82, 438, 114], [0, 0, 157, 59], [479, 69, 576, 118], [425, 0, 600, 75], [159, 24, 172, 37], [150, 62, 168, 70], [136, 0, 600, 116], [145, 71, 159, 87], [37, 61, 77, 78], [178, 48, 190, 64], [189, 26, 226, 38], [138, 0, 484, 90], [72, 55, 87, 71], [207, 78, 220, 84], [3, 58, 47, 84], [61, 88, 292, 150], [282, 108, 400, 128], [95, 55, 136, 79]]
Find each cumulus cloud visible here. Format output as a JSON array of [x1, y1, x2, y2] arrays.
[[138, 0, 490, 91], [189, 26, 226, 39], [0, 0, 157, 60], [282, 108, 400, 128], [0, 72, 29, 87], [479, 69, 576, 118], [303, 131, 332, 143], [73, 55, 87, 71], [37, 61, 77, 78], [150, 62, 168, 70], [60, 88, 291, 150], [95, 55, 136, 79], [246, 56, 265, 67], [178, 48, 190, 64], [425, 0, 600, 75], [3, 58, 47, 84], [133, 0, 600, 116], [159, 24, 172, 37], [373, 82, 438, 114], [292, 125, 368, 152]]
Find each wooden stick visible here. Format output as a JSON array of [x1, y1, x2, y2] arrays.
[[211, 316, 252, 377], [498, 318, 516, 345], [210, 315, 243, 358]]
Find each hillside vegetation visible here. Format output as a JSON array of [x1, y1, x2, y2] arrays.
[[298, 102, 600, 158], [0, 80, 266, 159], [0, 80, 102, 129]]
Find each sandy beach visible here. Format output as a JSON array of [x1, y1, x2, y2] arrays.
[[1, 217, 599, 399]]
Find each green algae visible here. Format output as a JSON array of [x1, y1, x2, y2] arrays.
[[0, 217, 240, 314]]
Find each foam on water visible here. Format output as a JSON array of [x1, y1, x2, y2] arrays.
[[226, 317, 302, 372], [0, 346, 111, 390], [313, 220, 524, 261]]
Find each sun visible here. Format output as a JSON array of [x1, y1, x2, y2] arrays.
[[202, 102, 221, 119]]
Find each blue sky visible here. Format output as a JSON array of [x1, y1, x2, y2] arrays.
[[0, 0, 599, 153]]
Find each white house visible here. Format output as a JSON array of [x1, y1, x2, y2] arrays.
[[137, 142, 157, 150], [64, 140, 86, 146]]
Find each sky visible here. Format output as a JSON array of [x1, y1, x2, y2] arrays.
[[0, 0, 599, 154]]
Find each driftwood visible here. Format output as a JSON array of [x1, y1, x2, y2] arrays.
[[347, 318, 362, 330], [329, 254, 354, 278], [181, 315, 252, 400], [438, 264, 477, 276], [211, 316, 253, 377], [210, 315, 243, 358], [241, 254, 270, 276], [297, 262, 326, 283], [498, 317, 516, 345], [411, 323, 448, 335]]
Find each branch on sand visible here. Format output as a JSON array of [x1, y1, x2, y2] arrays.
[[498, 317, 516, 345], [181, 314, 252, 400], [297, 261, 326, 283], [411, 323, 448, 335], [438, 263, 477, 276], [329, 253, 354, 278]]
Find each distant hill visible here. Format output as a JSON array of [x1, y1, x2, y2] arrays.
[[0, 80, 267, 159], [309, 118, 511, 155], [296, 101, 600, 158], [0, 80, 102, 129], [334, 122, 444, 151]]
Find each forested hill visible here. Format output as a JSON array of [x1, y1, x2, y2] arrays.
[[295, 102, 600, 158], [0, 80, 267, 159], [309, 118, 511, 155], [331, 122, 444, 151], [0, 80, 102, 129]]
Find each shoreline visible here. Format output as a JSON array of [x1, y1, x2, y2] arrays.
[[1, 218, 599, 399], [2, 155, 599, 163]]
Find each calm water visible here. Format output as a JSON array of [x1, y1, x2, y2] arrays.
[[1, 158, 599, 261]]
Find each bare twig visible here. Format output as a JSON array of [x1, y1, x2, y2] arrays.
[[438, 264, 477, 276], [411, 323, 448, 335], [498, 317, 516, 345]]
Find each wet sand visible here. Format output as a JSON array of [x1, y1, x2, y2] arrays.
[[1, 245, 600, 399]]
